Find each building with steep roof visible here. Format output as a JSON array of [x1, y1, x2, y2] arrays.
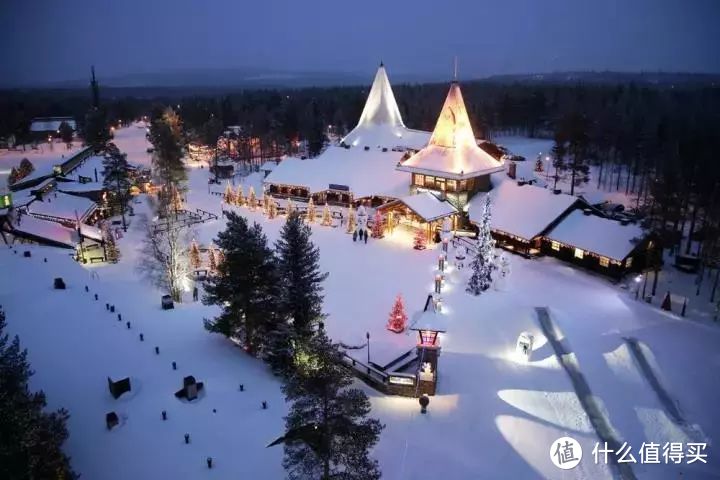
[[340, 63, 430, 150], [397, 80, 504, 209]]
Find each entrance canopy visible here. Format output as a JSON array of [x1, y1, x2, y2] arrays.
[[378, 191, 457, 223]]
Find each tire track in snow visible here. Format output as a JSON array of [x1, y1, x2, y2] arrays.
[[535, 307, 636, 480]]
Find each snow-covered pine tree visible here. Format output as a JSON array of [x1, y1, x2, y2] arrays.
[[346, 204, 356, 233], [275, 212, 328, 337], [248, 185, 257, 210], [413, 229, 426, 250], [306, 197, 316, 223], [278, 328, 383, 480], [102, 143, 131, 231], [467, 195, 495, 295], [189, 239, 201, 269], [223, 183, 235, 204], [371, 210, 384, 238], [203, 212, 279, 354], [321, 204, 332, 226], [103, 223, 120, 263], [386, 294, 407, 333], [235, 185, 245, 206], [0, 311, 77, 480]]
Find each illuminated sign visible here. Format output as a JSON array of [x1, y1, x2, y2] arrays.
[[388, 375, 415, 386], [0, 193, 11, 209]]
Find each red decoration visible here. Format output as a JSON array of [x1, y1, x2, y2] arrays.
[[413, 229, 426, 250], [387, 294, 408, 333]]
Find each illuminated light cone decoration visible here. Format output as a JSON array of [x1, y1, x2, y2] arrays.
[[208, 245, 218, 274], [287, 198, 295, 216], [413, 229, 427, 250], [235, 185, 245, 206], [263, 193, 270, 214], [386, 294, 408, 333], [307, 197, 316, 223], [189, 239, 201, 269], [248, 186, 257, 210], [346, 204, 357, 233], [321, 204, 332, 226], [268, 199, 277, 219], [534, 156, 544, 173], [371, 210, 384, 238], [223, 183, 235, 204]]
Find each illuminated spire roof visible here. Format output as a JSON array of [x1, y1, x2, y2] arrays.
[[341, 63, 430, 150], [397, 81, 503, 180]]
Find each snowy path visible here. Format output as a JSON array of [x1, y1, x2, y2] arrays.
[[536, 307, 636, 480]]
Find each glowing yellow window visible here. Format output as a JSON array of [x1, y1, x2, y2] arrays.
[[574, 248, 584, 259], [599, 256, 609, 267], [551, 241, 560, 251]]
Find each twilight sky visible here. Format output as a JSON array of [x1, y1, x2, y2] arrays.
[[1, 0, 718, 86]]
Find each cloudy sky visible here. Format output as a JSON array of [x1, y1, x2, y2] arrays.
[[1, 0, 718, 86]]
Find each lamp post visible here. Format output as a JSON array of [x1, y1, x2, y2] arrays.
[[366, 331, 370, 365]]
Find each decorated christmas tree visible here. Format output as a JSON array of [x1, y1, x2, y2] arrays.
[[413, 229, 427, 250], [307, 197, 316, 223], [223, 183, 235, 204], [235, 185, 245, 206], [467, 195, 495, 295], [371, 210, 384, 238], [248, 186, 257, 210], [534, 157, 544, 173], [321, 204, 332, 226], [386, 294, 407, 333], [346, 204, 356, 233], [189, 239, 201, 269], [103, 223, 120, 263], [208, 245, 218, 273]]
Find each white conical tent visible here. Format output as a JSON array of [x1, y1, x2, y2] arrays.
[[356, 63, 405, 128], [397, 81, 503, 179], [341, 64, 430, 150]]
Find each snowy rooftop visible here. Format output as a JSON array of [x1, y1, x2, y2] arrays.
[[381, 191, 457, 222], [78, 223, 103, 242], [64, 155, 105, 181], [546, 210, 645, 261], [27, 192, 97, 222], [397, 82, 504, 180], [341, 64, 431, 150], [11, 215, 79, 248], [469, 181, 580, 240], [264, 146, 410, 199]]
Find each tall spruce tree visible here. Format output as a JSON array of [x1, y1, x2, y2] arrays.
[[277, 328, 383, 480], [276, 212, 328, 337], [102, 143, 131, 231], [0, 311, 77, 480], [203, 212, 279, 354], [149, 107, 186, 215], [467, 195, 495, 295]]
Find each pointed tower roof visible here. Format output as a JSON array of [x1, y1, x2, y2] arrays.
[[397, 81, 503, 180], [341, 64, 430, 150]]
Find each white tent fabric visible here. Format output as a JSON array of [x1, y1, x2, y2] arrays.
[[341, 64, 431, 150], [397, 82, 504, 180]]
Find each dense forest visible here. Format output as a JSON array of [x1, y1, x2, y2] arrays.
[[2, 77, 720, 276]]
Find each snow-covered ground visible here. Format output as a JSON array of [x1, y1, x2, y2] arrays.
[[1, 124, 718, 479]]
